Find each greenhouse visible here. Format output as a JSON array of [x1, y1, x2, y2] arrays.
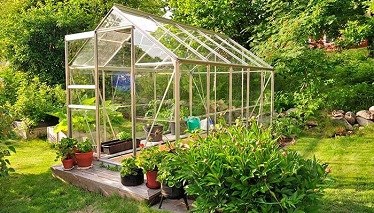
[[65, 4, 274, 159]]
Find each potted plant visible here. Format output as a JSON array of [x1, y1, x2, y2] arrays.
[[54, 137, 77, 170], [75, 138, 94, 169], [136, 146, 167, 189], [120, 157, 144, 186], [157, 149, 189, 210]]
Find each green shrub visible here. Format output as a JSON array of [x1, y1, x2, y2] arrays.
[[11, 76, 63, 127], [0, 141, 16, 177], [157, 146, 187, 188], [120, 157, 140, 177], [274, 48, 374, 112], [180, 122, 328, 212], [272, 116, 303, 139], [136, 146, 167, 172]]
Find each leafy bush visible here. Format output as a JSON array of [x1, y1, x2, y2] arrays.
[[11, 76, 64, 127], [157, 146, 187, 188], [0, 141, 16, 177], [120, 157, 140, 177], [272, 116, 303, 139], [136, 146, 167, 172], [274, 48, 374, 112], [180, 122, 328, 212]]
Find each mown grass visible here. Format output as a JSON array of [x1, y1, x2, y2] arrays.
[[0, 139, 164, 213], [290, 125, 374, 213], [2, 125, 374, 213]]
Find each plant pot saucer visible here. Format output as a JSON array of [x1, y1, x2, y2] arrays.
[[76, 164, 93, 170], [62, 166, 75, 171]]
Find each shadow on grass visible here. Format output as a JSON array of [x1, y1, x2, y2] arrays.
[[0, 171, 159, 213], [294, 138, 319, 157], [317, 199, 374, 213]]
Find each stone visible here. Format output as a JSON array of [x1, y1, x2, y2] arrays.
[[356, 110, 373, 120], [369, 106, 374, 113], [356, 117, 374, 126], [286, 108, 297, 115], [331, 117, 353, 131], [344, 111, 356, 125], [332, 110, 344, 118]]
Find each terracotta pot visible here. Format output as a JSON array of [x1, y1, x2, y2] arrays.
[[146, 170, 161, 189], [62, 158, 74, 170], [75, 151, 93, 168]]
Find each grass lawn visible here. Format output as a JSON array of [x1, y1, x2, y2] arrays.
[[1, 125, 373, 213], [0, 139, 164, 213], [290, 126, 374, 213]]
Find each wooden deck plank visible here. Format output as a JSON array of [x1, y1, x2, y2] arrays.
[[51, 163, 161, 204]]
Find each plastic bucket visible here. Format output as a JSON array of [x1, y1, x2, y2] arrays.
[[200, 118, 213, 131]]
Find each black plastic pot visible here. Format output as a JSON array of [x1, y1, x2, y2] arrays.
[[160, 183, 185, 199], [120, 168, 144, 186]]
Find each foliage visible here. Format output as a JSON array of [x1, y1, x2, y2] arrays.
[[76, 138, 93, 153], [0, 0, 166, 85], [272, 116, 303, 139], [157, 146, 187, 188], [120, 157, 140, 177], [179, 121, 328, 212], [0, 141, 16, 177], [117, 131, 131, 141], [52, 98, 125, 133], [136, 146, 167, 172], [54, 137, 77, 161], [11, 76, 65, 127], [274, 48, 374, 112]]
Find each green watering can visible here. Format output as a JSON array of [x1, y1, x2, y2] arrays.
[[186, 116, 200, 131]]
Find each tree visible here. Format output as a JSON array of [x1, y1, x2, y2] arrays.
[[0, 0, 166, 85], [167, 0, 373, 58]]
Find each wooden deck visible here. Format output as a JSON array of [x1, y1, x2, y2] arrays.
[[51, 162, 161, 205]]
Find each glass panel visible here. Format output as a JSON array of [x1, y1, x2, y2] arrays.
[[202, 33, 244, 65], [70, 38, 94, 67], [98, 9, 132, 29], [217, 35, 265, 67], [134, 29, 172, 66], [181, 28, 232, 63], [148, 23, 202, 61]]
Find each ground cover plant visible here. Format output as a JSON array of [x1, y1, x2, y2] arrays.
[[179, 121, 328, 212], [0, 139, 164, 213]]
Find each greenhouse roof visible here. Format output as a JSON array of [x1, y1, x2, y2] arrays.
[[68, 4, 272, 70]]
